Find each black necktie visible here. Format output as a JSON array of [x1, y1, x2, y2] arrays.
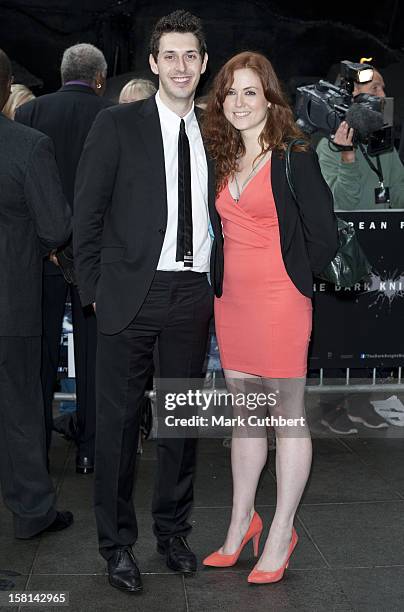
[[176, 118, 193, 267]]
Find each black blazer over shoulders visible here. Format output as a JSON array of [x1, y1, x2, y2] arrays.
[[15, 84, 111, 209], [15, 84, 111, 276], [73, 96, 222, 335], [211, 147, 338, 299], [0, 114, 71, 335]]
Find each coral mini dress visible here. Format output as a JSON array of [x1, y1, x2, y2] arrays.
[[214, 158, 312, 378]]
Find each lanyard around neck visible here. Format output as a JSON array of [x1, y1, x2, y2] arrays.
[[359, 144, 384, 185]]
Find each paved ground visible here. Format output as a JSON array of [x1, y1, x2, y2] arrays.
[[1, 393, 404, 611]]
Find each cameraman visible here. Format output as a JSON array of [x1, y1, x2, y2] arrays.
[[316, 67, 401, 434], [316, 68, 404, 210]]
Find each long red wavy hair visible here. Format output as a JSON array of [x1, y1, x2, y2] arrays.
[[201, 51, 308, 193]]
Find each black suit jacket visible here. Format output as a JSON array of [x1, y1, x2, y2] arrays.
[[213, 147, 338, 300], [0, 113, 71, 335], [73, 96, 222, 335], [15, 84, 111, 275]]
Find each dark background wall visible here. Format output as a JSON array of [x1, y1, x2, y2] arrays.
[[0, 1, 403, 108]]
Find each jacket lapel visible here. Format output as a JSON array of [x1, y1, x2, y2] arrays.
[[195, 108, 222, 239], [271, 150, 286, 251], [204, 147, 219, 234], [136, 100, 219, 239], [137, 97, 168, 225]]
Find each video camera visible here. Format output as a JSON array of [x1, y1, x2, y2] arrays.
[[295, 61, 394, 155]]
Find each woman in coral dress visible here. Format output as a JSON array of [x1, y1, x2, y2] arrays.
[[202, 52, 338, 584]]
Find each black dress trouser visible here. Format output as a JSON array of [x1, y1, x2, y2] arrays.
[[0, 337, 57, 538], [95, 271, 213, 560], [41, 272, 97, 457]]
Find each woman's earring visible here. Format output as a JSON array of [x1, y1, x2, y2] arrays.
[[96, 83, 102, 89]]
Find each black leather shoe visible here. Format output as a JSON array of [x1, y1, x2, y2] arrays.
[[76, 455, 94, 474], [36, 511, 74, 536], [107, 548, 143, 593], [157, 536, 197, 573]]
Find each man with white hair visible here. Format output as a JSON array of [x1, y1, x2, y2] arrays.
[[16, 43, 110, 474]]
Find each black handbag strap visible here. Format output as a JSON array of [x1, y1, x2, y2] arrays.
[[285, 138, 307, 203]]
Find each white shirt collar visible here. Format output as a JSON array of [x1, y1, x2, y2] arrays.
[[155, 90, 195, 133]]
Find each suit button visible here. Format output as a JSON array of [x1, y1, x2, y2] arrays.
[[158, 228, 166, 234]]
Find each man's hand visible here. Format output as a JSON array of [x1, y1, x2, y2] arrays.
[[55, 247, 76, 284], [49, 251, 59, 266], [332, 121, 355, 163]]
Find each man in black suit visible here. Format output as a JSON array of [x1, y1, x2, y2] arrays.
[[0, 49, 73, 538], [74, 11, 223, 593], [16, 44, 110, 474]]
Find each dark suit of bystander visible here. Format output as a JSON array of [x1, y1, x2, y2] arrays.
[[0, 112, 71, 537], [16, 84, 111, 465]]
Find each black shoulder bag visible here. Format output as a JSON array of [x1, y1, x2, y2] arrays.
[[285, 139, 372, 287]]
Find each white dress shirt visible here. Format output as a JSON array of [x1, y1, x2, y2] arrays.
[[155, 91, 210, 272]]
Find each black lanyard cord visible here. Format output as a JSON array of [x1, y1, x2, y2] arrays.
[[358, 143, 384, 184]]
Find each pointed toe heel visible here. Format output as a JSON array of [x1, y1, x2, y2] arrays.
[[248, 527, 298, 584], [203, 511, 263, 568]]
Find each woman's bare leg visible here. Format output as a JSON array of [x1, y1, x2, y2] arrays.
[[219, 369, 267, 554], [256, 377, 312, 570]]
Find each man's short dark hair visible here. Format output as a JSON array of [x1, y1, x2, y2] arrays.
[[0, 48, 12, 82], [149, 10, 207, 61]]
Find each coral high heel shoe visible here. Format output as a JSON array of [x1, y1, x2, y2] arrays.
[[247, 527, 298, 584], [203, 512, 263, 567]]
